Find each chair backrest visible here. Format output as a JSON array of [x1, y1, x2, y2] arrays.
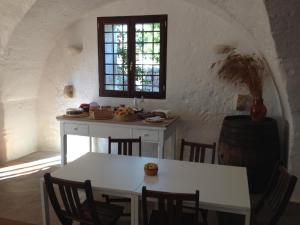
[[108, 136, 142, 156], [180, 139, 216, 163], [44, 173, 101, 225], [142, 186, 199, 225], [254, 163, 297, 225]]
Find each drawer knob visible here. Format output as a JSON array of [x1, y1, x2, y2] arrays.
[[74, 127, 78, 131], [143, 133, 149, 137]]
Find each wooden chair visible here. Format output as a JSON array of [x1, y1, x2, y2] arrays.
[[108, 136, 142, 156], [142, 186, 200, 225], [44, 173, 123, 225], [180, 139, 216, 163], [218, 163, 298, 225], [103, 136, 142, 216], [179, 139, 216, 225]]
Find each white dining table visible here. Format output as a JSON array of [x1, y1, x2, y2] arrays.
[[40, 152, 250, 225]]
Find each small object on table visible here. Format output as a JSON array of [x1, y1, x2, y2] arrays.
[[79, 103, 90, 112], [144, 116, 165, 124], [144, 163, 158, 176], [65, 108, 89, 118], [89, 102, 100, 111]]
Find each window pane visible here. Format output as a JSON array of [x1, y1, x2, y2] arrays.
[[105, 65, 113, 74], [143, 86, 152, 92], [105, 75, 114, 84], [143, 76, 152, 85], [105, 54, 113, 64], [143, 43, 153, 54], [153, 32, 160, 42], [105, 33, 113, 43], [124, 76, 128, 85], [136, 32, 143, 43], [143, 32, 153, 42], [154, 43, 160, 53], [105, 44, 113, 53], [113, 24, 123, 32], [143, 24, 153, 31], [135, 65, 143, 76], [154, 23, 160, 31], [104, 24, 112, 32], [135, 85, 142, 91], [114, 85, 124, 91], [153, 86, 159, 92], [136, 24, 143, 31], [114, 65, 123, 74], [153, 76, 159, 86], [115, 75, 124, 85], [105, 85, 114, 90], [136, 45, 143, 55], [153, 65, 160, 75], [143, 65, 153, 75], [153, 54, 160, 64]]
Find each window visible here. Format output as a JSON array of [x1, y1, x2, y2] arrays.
[[97, 15, 167, 99]]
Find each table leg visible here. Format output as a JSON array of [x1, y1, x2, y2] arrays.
[[60, 134, 67, 165], [40, 178, 50, 225], [131, 195, 139, 225], [170, 130, 177, 159], [245, 211, 251, 225], [158, 131, 165, 159], [89, 137, 93, 152]]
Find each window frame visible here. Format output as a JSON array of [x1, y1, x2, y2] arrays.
[[97, 15, 168, 99]]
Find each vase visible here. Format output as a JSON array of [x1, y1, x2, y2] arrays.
[[250, 97, 267, 122]]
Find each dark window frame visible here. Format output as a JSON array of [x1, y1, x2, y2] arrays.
[[97, 15, 168, 99]]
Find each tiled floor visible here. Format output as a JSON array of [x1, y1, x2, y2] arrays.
[[0, 151, 299, 225]]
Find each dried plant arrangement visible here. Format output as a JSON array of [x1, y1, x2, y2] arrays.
[[211, 45, 266, 98]]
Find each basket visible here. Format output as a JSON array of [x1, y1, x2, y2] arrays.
[[90, 109, 113, 120]]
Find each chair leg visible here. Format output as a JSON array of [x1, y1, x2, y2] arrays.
[[201, 209, 208, 225]]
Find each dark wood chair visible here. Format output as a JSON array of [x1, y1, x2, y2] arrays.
[[218, 163, 298, 225], [103, 136, 142, 216], [179, 139, 216, 225], [180, 139, 216, 163], [142, 186, 200, 225], [108, 136, 142, 156], [44, 173, 123, 225]]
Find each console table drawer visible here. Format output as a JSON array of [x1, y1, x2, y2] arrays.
[[89, 125, 131, 138], [133, 129, 159, 142], [64, 123, 89, 136]]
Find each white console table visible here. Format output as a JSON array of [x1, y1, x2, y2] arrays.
[[56, 115, 179, 165]]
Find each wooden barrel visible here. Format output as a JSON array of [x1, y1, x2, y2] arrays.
[[218, 115, 280, 193]]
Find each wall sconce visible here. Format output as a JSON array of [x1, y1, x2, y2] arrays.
[[64, 85, 74, 98], [66, 44, 83, 55]]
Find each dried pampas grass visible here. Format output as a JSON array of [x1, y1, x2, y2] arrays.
[[211, 46, 266, 98]]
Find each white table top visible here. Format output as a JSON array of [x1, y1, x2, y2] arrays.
[[51, 152, 250, 212], [52, 153, 146, 194], [136, 158, 250, 212]]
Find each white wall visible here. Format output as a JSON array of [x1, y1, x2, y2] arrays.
[[37, 0, 282, 157]]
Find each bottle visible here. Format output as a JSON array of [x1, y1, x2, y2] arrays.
[[139, 96, 144, 111]]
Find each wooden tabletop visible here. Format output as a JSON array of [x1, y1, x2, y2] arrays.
[[56, 115, 179, 128]]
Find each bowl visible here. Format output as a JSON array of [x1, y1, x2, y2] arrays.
[[144, 168, 158, 176], [144, 163, 158, 176]]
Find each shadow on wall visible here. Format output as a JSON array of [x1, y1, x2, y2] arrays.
[[0, 93, 7, 165]]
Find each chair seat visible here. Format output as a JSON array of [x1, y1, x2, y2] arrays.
[[149, 210, 201, 225], [82, 200, 124, 225]]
